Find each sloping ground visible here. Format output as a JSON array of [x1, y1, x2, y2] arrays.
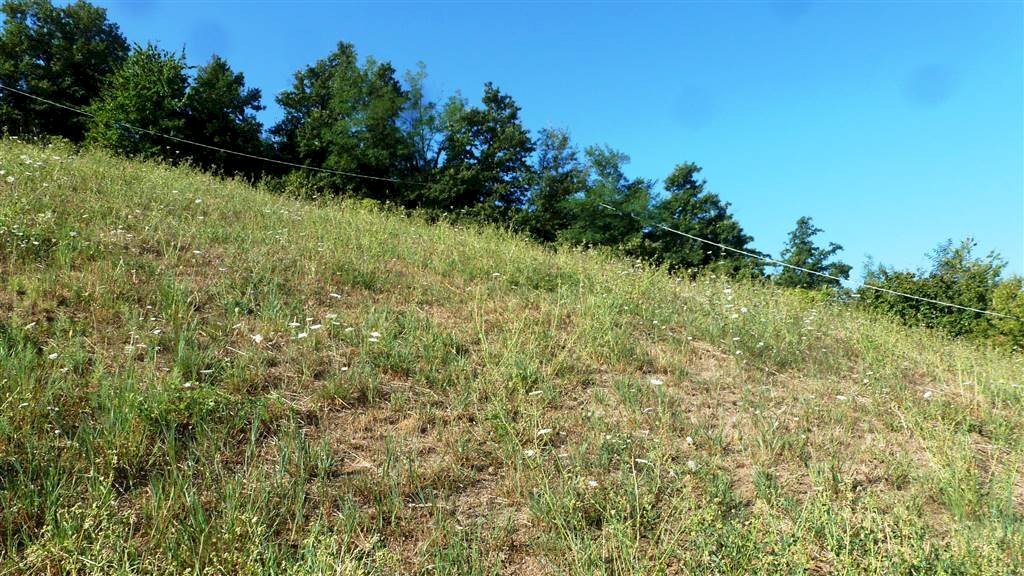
[[0, 139, 1022, 574]]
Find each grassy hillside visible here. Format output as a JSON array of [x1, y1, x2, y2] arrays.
[[1, 139, 1022, 575]]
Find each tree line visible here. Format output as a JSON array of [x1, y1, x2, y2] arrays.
[[1, 0, 1020, 349]]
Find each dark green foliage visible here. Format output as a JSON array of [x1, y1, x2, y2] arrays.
[[182, 55, 265, 177], [270, 42, 412, 201], [640, 163, 757, 274], [559, 145, 652, 250], [400, 63, 442, 179], [85, 43, 188, 159], [520, 127, 588, 242], [423, 83, 534, 221], [859, 239, 1008, 341], [775, 216, 851, 290], [990, 277, 1024, 349], [0, 0, 128, 140]]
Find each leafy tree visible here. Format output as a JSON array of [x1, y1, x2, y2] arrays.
[[85, 43, 188, 159], [560, 145, 652, 249], [425, 83, 534, 221], [521, 127, 588, 242], [990, 277, 1024, 349], [183, 55, 265, 176], [641, 162, 757, 274], [399, 62, 442, 179], [0, 0, 128, 140], [271, 42, 410, 201], [859, 238, 1005, 339], [775, 216, 850, 289]]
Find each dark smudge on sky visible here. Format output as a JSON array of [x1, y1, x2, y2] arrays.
[[903, 64, 955, 107]]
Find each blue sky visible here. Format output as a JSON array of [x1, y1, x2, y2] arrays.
[[93, 1, 1022, 280]]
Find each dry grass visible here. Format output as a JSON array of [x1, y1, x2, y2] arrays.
[[0, 139, 1022, 574]]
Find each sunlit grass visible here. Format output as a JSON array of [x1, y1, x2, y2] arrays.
[[1, 138, 1022, 574]]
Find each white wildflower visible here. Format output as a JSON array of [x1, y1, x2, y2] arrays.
[[251, 334, 264, 344], [586, 479, 598, 489], [47, 352, 59, 360], [686, 460, 698, 471]]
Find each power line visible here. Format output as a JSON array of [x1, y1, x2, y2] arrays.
[[598, 203, 1021, 321], [2, 83, 1017, 322], [0, 83, 427, 186]]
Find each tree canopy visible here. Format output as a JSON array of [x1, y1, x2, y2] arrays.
[[270, 42, 411, 201], [183, 55, 265, 176], [859, 239, 1012, 342], [85, 43, 188, 158], [0, 0, 128, 140], [641, 162, 755, 274], [424, 83, 535, 220], [775, 216, 851, 290], [3, 0, 1019, 349]]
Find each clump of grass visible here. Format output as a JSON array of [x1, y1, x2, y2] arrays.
[[1, 139, 1022, 574]]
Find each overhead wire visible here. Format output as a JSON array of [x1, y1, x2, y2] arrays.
[[1, 82, 1017, 321], [598, 203, 1021, 321], [0, 83, 427, 186]]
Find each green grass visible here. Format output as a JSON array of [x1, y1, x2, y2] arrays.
[[1, 138, 1022, 574]]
